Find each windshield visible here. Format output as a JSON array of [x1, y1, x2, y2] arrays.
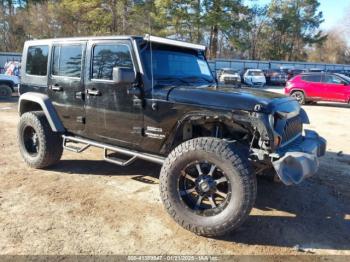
[[248, 71, 264, 76], [140, 43, 214, 85], [222, 69, 237, 74]]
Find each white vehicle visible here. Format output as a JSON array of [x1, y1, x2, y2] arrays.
[[0, 74, 20, 97], [244, 69, 266, 87], [217, 68, 241, 86]]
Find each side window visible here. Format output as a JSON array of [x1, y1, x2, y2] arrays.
[[52, 45, 83, 78], [26, 45, 49, 76], [323, 75, 343, 84], [92, 44, 133, 80], [301, 75, 321, 82]]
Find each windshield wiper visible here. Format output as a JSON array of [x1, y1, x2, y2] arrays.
[[156, 77, 192, 85], [183, 76, 215, 84]]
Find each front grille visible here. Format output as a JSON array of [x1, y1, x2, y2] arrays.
[[281, 115, 302, 145], [224, 77, 238, 82]]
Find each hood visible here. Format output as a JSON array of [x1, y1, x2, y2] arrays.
[[0, 74, 20, 84], [153, 85, 300, 114], [221, 73, 240, 78]]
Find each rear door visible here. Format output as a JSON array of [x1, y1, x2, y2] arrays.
[[84, 40, 143, 148], [48, 42, 86, 135], [322, 74, 348, 102], [301, 74, 323, 99]]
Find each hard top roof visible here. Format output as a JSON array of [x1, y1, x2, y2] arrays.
[[24, 34, 206, 51], [25, 35, 140, 44]]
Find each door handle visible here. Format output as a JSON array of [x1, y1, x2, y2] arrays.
[[51, 84, 62, 91], [86, 88, 101, 96]]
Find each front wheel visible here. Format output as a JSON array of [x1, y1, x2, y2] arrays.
[[291, 91, 305, 105], [0, 84, 12, 98], [159, 137, 257, 237]]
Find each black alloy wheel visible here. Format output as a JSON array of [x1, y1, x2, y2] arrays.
[[178, 161, 231, 217], [23, 126, 40, 156]]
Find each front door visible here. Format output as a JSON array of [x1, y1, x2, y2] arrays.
[[322, 74, 347, 102], [84, 40, 143, 148], [48, 42, 86, 135]]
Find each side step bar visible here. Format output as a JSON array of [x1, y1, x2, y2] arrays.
[[62, 135, 165, 166]]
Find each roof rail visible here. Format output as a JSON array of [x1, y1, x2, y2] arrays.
[[144, 34, 206, 51]]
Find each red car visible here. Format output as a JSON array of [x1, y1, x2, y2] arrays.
[[285, 73, 350, 105]]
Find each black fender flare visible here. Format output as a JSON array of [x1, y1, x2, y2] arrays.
[[18, 92, 65, 132]]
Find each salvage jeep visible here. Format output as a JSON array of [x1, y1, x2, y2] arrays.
[[18, 35, 326, 237]]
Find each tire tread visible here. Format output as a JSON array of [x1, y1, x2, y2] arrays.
[[18, 111, 63, 168], [159, 137, 257, 237]]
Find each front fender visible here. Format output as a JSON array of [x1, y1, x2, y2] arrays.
[[160, 110, 252, 154]]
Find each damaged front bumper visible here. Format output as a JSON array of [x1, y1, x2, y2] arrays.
[[271, 130, 326, 185]]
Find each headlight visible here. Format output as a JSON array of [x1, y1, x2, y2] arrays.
[[269, 114, 281, 147]]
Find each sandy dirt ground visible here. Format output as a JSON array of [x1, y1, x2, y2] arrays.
[[0, 96, 349, 255]]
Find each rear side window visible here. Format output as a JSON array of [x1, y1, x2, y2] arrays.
[[92, 44, 133, 80], [52, 45, 83, 78], [301, 75, 322, 82], [26, 45, 49, 76]]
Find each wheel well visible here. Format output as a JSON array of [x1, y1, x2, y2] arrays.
[[0, 80, 14, 91], [19, 100, 43, 115], [290, 89, 305, 95], [171, 118, 251, 151]]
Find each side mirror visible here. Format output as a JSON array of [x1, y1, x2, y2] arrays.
[[112, 67, 136, 84]]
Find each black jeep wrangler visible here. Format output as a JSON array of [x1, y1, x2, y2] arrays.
[[18, 35, 326, 237]]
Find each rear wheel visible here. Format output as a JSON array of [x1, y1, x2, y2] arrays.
[[18, 111, 63, 168], [0, 84, 12, 98], [160, 137, 257, 237], [291, 90, 305, 105]]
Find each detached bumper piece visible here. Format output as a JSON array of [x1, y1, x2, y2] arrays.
[[272, 130, 326, 185]]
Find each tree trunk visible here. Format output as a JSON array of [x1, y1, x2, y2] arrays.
[[122, 0, 128, 34], [195, 0, 201, 43], [210, 25, 218, 59], [109, 0, 118, 33]]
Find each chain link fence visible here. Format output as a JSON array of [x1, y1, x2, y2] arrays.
[[208, 59, 350, 75]]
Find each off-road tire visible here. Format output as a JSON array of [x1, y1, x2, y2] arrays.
[[159, 137, 257, 237], [291, 90, 305, 105], [0, 84, 12, 98], [18, 111, 63, 168]]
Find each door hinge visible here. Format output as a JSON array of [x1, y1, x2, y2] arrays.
[[76, 116, 85, 124]]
